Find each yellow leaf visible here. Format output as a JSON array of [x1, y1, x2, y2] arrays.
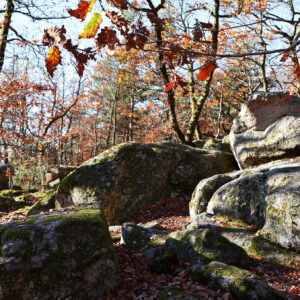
[[79, 13, 102, 39]]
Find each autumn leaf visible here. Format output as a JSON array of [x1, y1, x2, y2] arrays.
[[45, 45, 62, 77], [201, 22, 213, 29], [280, 51, 290, 62], [165, 82, 174, 91], [96, 27, 120, 55], [67, 0, 96, 21], [107, 0, 128, 10], [43, 26, 95, 76], [79, 13, 102, 39], [192, 20, 203, 41], [197, 61, 218, 81]]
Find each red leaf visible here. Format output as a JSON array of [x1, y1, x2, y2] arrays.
[[67, 0, 96, 21], [197, 61, 218, 81], [280, 51, 290, 62], [164, 82, 173, 91]]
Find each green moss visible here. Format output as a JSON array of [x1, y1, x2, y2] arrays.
[[214, 215, 252, 230], [26, 189, 57, 216], [248, 235, 300, 267], [40, 209, 105, 227]]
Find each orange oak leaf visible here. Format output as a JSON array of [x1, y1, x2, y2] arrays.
[[197, 61, 218, 81], [45, 46, 62, 77], [79, 13, 102, 39], [43, 26, 95, 76], [67, 0, 96, 21]]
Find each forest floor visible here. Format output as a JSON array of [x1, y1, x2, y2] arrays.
[[109, 196, 300, 300], [1, 196, 299, 300]]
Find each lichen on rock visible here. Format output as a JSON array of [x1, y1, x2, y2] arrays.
[[56, 142, 237, 225], [190, 261, 284, 300], [0, 208, 120, 299]]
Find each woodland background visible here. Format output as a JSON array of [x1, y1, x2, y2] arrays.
[[0, 0, 299, 189]]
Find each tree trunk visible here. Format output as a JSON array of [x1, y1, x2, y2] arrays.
[[129, 84, 135, 141], [0, 0, 14, 73]]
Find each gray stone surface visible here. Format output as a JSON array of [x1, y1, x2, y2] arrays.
[[190, 157, 300, 252], [0, 209, 120, 299], [229, 92, 300, 169], [190, 261, 284, 300], [56, 142, 237, 225]]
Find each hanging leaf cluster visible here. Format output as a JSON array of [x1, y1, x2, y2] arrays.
[[43, 0, 217, 81]]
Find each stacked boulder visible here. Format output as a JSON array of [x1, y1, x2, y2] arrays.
[[189, 92, 300, 264]]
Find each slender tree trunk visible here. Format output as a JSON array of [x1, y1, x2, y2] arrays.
[[148, 2, 186, 144], [129, 84, 135, 141], [0, 0, 14, 73], [185, 0, 220, 143]]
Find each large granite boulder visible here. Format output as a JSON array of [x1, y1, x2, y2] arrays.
[[0, 208, 120, 299], [56, 142, 237, 224], [229, 92, 300, 169], [206, 172, 267, 228], [189, 172, 242, 219], [190, 157, 300, 252]]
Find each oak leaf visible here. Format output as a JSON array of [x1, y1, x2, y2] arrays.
[[96, 27, 120, 56], [192, 20, 203, 41], [67, 0, 96, 21], [107, 0, 128, 10], [45, 46, 62, 77], [79, 13, 102, 39], [43, 26, 95, 76], [197, 61, 218, 81]]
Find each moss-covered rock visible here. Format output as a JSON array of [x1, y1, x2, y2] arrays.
[[188, 212, 300, 267], [189, 172, 241, 220], [56, 142, 237, 224], [203, 138, 232, 154], [158, 286, 206, 300], [0, 190, 30, 212], [192, 139, 206, 148], [190, 261, 284, 300], [26, 189, 57, 216], [121, 222, 169, 250], [166, 229, 249, 268], [206, 172, 267, 228], [0, 208, 120, 299], [248, 235, 300, 267], [261, 163, 300, 251], [229, 92, 300, 169]]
